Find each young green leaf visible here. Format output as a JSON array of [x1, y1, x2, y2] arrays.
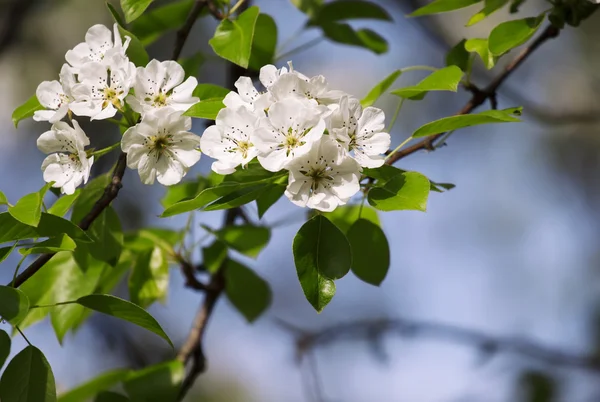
[[310, 0, 392, 25], [410, 0, 481, 16], [249, 14, 277, 71], [121, 0, 154, 23], [204, 184, 270, 211], [322, 205, 380, 234], [8, 183, 52, 227], [467, 0, 509, 26], [183, 100, 225, 120], [85, 207, 124, 264], [368, 171, 430, 212], [208, 224, 271, 258], [95, 392, 130, 402], [0, 212, 90, 243], [123, 361, 184, 402], [0, 286, 30, 325], [0, 330, 9, 371], [19, 234, 77, 256], [445, 39, 470, 72], [71, 173, 111, 223], [202, 241, 228, 273], [0, 346, 56, 402], [161, 178, 208, 209], [256, 184, 286, 219], [412, 107, 523, 138], [488, 15, 546, 56], [57, 369, 132, 402], [192, 83, 230, 99], [48, 191, 81, 217], [225, 259, 272, 322], [12, 95, 43, 128], [291, 0, 324, 17], [161, 182, 240, 217], [130, 0, 195, 45], [465, 38, 497, 69], [106, 2, 127, 27], [116, 26, 149, 66], [361, 70, 402, 107], [0, 243, 17, 264], [293, 215, 352, 312], [322, 23, 388, 54], [347, 219, 390, 286], [209, 6, 260, 68], [391, 66, 463, 99], [76, 294, 173, 347], [128, 246, 169, 308], [0, 191, 8, 206]]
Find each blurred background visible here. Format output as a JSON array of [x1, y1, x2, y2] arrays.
[[2, 0, 600, 400]]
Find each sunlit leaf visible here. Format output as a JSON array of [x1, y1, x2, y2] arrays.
[[391, 66, 463, 99], [467, 0, 509, 26], [0, 212, 90, 244], [8, 182, 52, 227], [361, 70, 402, 107], [128, 246, 169, 308], [19, 234, 76, 256], [410, 0, 481, 16], [12, 95, 43, 128], [209, 6, 260, 68], [488, 14, 546, 56], [465, 38, 497, 69], [58, 369, 131, 402], [368, 171, 430, 211], [120, 0, 154, 23]]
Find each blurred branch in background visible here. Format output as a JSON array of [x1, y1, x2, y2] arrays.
[[0, 0, 37, 56]]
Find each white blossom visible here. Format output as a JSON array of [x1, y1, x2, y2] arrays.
[[200, 106, 260, 175], [121, 108, 201, 186], [253, 98, 326, 172], [285, 137, 361, 212], [70, 58, 136, 120], [330, 96, 391, 168], [34, 64, 77, 123], [126, 59, 199, 115], [222, 76, 271, 115], [65, 24, 130, 71], [269, 72, 347, 105], [37, 120, 93, 195]]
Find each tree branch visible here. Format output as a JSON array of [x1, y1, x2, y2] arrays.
[[172, 0, 225, 61], [10, 152, 127, 288], [385, 25, 561, 166], [281, 317, 600, 372]]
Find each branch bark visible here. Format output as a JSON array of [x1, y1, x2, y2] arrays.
[[385, 25, 561, 166]]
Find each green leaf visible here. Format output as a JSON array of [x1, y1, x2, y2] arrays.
[[124, 361, 184, 402], [209, 6, 260, 68], [445, 39, 470, 72], [208, 224, 270, 258], [410, 0, 481, 16], [12, 95, 43, 128], [161, 178, 208, 209], [202, 241, 228, 273], [58, 369, 131, 402], [488, 15, 546, 56], [0, 330, 9, 370], [161, 182, 239, 217], [128, 246, 169, 308], [179, 52, 205, 78], [130, 0, 195, 46], [121, 0, 154, 23], [0, 286, 30, 325], [0, 191, 8, 206], [249, 14, 277, 71], [19, 234, 76, 256], [192, 83, 230, 100], [322, 205, 380, 234], [256, 184, 286, 219], [467, 0, 509, 26], [361, 70, 402, 107], [310, 0, 391, 25], [71, 173, 110, 223], [291, 0, 324, 17], [368, 171, 430, 212], [412, 107, 523, 138], [124, 228, 181, 254], [224, 259, 271, 322], [116, 26, 149, 66], [347, 219, 389, 286], [85, 207, 124, 264], [391, 66, 463, 99], [293, 215, 351, 312], [465, 38, 497, 69], [95, 392, 130, 402], [0, 212, 89, 244], [8, 182, 52, 227], [76, 294, 173, 347], [0, 346, 56, 402], [48, 191, 81, 217], [322, 23, 388, 54], [0, 243, 17, 264], [183, 100, 225, 120], [204, 184, 270, 211], [107, 2, 127, 27]]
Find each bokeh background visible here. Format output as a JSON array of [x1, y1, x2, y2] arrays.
[[2, 0, 600, 400]]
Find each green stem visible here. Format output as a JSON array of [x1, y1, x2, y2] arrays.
[[276, 37, 324, 62], [108, 118, 129, 128], [29, 301, 77, 309], [385, 135, 413, 162], [386, 98, 405, 133], [12, 254, 27, 286], [15, 326, 32, 346], [400, 65, 439, 73], [89, 142, 121, 159], [228, 0, 247, 16]]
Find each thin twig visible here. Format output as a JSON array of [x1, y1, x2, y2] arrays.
[[384, 25, 561, 166], [9, 153, 128, 288], [282, 317, 600, 372]]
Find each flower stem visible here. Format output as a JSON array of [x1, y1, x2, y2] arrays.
[[400, 65, 439, 73], [15, 326, 32, 346], [29, 301, 77, 309], [89, 142, 121, 159], [385, 135, 413, 162], [228, 0, 247, 17], [386, 98, 405, 133]]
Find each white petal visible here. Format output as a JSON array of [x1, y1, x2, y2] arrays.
[[156, 156, 185, 186], [257, 149, 288, 172], [169, 133, 201, 167], [357, 107, 385, 137], [223, 92, 250, 110], [85, 24, 113, 55], [259, 65, 280, 88], [137, 153, 157, 185], [211, 160, 237, 175], [161, 61, 185, 92], [36, 81, 64, 109], [91, 103, 117, 120], [235, 76, 259, 103], [33, 110, 57, 122], [170, 76, 199, 109]]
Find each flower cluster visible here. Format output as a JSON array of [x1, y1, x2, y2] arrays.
[[34, 24, 201, 193], [201, 63, 391, 212]]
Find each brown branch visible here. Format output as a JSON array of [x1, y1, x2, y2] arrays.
[[385, 25, 560, 166], [282, 317, 600, 372], [172, 0, 225, 61], [10, 152, 127, 288], [176, 253, 209, 291]]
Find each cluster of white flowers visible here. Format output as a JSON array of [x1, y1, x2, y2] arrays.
[[201, 63, 391, 212], [34, 24, 201, 193]]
